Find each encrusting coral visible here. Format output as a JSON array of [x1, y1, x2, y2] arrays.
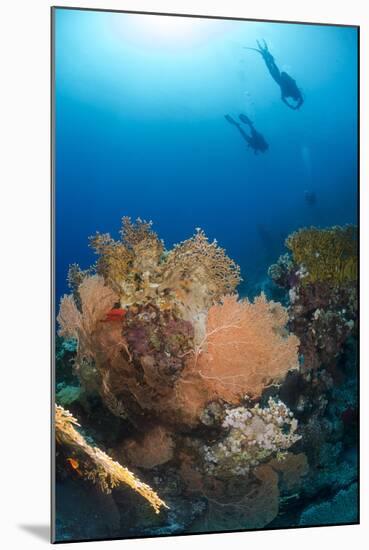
[[55, 405, 168, 514]]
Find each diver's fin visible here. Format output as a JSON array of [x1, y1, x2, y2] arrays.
[[239, 113, 253, 126], [224, 114, 239, 126], [243, 47, 262, 54], [261, 39, 268, 49]]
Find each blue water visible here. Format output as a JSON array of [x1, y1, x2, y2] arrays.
[[54, 9, 358, 302]]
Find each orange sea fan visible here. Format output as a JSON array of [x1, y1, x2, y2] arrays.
[[194, 294, 299, 402], [57, 275, 119, 358]]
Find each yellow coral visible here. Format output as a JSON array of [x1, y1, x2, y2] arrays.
[[89, 232, 133, 292], [286, 225, 357, 285], [55, 405, 168, 514]]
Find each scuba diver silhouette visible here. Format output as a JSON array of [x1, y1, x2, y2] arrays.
[[245, 40, 304, 110], [225, 113, 269, 154]]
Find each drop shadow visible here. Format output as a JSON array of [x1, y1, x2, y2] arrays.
[[18, 524, 50, 543]]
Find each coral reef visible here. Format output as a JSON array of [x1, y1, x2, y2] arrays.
[[58, 218, 298, 430], [55, 217, 357, 539]]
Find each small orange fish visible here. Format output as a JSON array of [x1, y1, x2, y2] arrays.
[[102, 308, 126, 322], [67, 457, 79, 470]]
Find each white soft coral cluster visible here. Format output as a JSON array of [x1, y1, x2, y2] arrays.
[[202, 398, 301, 477]]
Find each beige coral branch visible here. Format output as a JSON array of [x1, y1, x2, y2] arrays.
[[55, 405, 168, 514]]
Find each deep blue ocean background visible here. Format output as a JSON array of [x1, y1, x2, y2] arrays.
[[54, 9, 358, 302]]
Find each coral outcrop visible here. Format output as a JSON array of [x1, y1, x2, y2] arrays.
[[55, 217, 357, 538], [269, 225, 357, 372], [58, 218, 298, 430]]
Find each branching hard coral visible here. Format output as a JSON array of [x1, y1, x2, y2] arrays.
[[89, 232, 133, 294], [285, 225, 357, 286], [164, 229, 241, 296], [88, 220, 241, 339], [202, 398, 300, 477], [193, 294, 299, 402], [120, 216, 163, 253], [55, 405, 168, 514], [161, 230, 241, 343], [90, 218, 164, 306]]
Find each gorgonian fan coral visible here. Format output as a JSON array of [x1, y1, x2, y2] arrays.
[[57, 275, 119, 354], [57, 274, 119, 393], [194, 294, 299, 402]]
